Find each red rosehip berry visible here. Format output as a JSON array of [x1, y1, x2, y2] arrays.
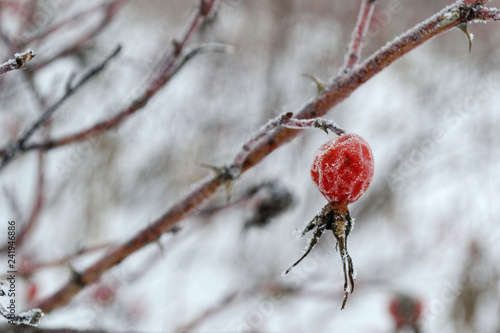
[[310, 133, 374, 206], [389, 294, 423, 330], [285, 131, 375, 310]]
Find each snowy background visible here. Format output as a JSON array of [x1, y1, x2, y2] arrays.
[[1, 0, 500, 332]]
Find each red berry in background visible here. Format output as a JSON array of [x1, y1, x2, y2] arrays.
[[310, 133, 374, 206], [93, 285, 116, 306], [389, 294, 423, 330]]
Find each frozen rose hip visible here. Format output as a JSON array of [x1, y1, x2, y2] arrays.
[[285, 131, 375, 310], [310, 133, 374, 205]]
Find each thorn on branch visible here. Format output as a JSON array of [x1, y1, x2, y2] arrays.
[[199, 163, 241, 202], [172, 39, 182, 56], [302, 74, 327, 96], [199, 0, 215, 16], [0, 45, 121, 172]]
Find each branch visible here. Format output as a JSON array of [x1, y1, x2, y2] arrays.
[[475, 7, 500, 21], [10, 152, 44, 249], [234, 112, 344, 168], [22, 1, 121, 45], [18, 4, 225, 153], [0, 45, 121, 171], [342, 0, 377, 70], [0, 49, 35, 76], [31, 0, 500, 314], [32, 0, 127, 70], [33, 167, 234, 313]]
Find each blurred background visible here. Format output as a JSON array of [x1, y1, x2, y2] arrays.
[[1, 0, 500, 332]]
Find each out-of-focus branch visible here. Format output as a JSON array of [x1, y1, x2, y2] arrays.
[[0, 45, 121, 171], [22, 1, 121, 45], [176, 281, 297, 332], [234, 112, 344, 168], [32, 0, 127, 70], [342, 0, 377, 71], [31, 0, 500, 315], [0, 49, 35, 76], [19, 6, 226, 153], [34, 165, 234, 313]]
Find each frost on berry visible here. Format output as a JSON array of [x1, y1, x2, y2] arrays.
[[310, 133, 374, 206]]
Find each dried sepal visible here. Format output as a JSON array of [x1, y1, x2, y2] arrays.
[[283, 203, 356, 309]]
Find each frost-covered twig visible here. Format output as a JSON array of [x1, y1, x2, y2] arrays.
[[476, 7, 500, 21], [19, 4, 225, 153], [234, 0, 498, 173], [0, 281, 44, 327], [342, 0, 377, 71], [22, 1, 123, 45], [234, 112, 294, 168], [33, 167, 234, 313], [31, 0, 500, 315], [282, 117, 345, 135], [0, 49, 35, 76], [0, 45, 121, 171], [0, 305, 43, 327], [32, 0, 126, 70], [234, 112, 344, 168], [14, 243, 112, 277]]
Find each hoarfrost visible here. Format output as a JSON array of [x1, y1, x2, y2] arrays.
[[0, 305, 44, 327], [0, 280, 44, 327]]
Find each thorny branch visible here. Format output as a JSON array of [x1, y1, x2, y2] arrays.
[[31, 0, 500, 314], [0, 45, 122, 171], [0, 49, 35, 76]]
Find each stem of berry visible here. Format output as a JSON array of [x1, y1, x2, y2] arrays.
[[330, 205, 354, 310], [234, 113, 344, 169], [281, 117, 345, 136]]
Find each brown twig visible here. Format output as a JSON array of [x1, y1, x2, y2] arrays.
[[21, 1, 120, 45], [0, 49, 35, 76], [32, 0, 127, 70], [176, 291, 239, 333], [15, 243, 112, 277], [0, 45, 121, 171], [342, 0, 377, 71], [476, 7, 500, 21], [32, 0, 499, 314], [18, 5, 225, 153], [176, 281, 296, 332]]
